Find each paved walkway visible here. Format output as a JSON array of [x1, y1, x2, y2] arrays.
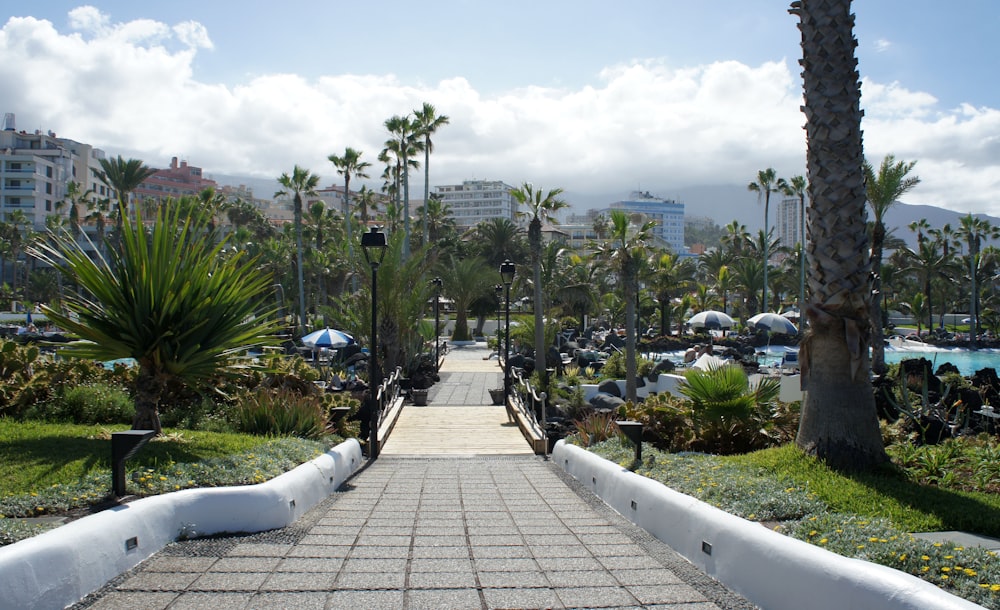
[[74, 342, 753, 609], [381, 343, 532, 456]]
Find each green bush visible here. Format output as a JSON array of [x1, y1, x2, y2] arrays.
[[235, 388, 328, 439], [25, 383, 133, 425], [618, 392, 693, 451]]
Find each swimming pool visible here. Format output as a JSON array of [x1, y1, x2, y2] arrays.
[[649, 345, 1000, 377]]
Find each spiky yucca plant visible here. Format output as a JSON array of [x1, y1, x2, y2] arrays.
[[30, 199, 279, 434]]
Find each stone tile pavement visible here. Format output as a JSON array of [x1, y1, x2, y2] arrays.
[[71, 343, 754, 609], [75, 457, 754, 609]]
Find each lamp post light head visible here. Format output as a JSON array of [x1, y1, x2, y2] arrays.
[[361, 226, 388, 267], [500, 259, 516, 286], [494, 284, 503, 299], [432, 277, 442, 292]]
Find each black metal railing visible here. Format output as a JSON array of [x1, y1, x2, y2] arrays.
[[510, 367, 547, 453]]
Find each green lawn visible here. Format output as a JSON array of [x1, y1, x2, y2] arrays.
[[0, 420, 279, 498]]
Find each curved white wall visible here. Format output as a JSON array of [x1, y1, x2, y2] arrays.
[[553, 440, 982, 610], [0, 439, 363, 610]]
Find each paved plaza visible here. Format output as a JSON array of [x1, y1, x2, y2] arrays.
[[72, 342, 753, 609]]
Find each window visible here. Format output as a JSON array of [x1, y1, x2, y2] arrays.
[[46, 166, 53, 178], [45, 200, 52, 212]]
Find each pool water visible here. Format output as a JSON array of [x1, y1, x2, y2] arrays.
[[649, 345, 1000, 377]]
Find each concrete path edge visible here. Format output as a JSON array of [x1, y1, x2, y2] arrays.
[[0, 438, 363, 610], [552, 440, 983, 610]]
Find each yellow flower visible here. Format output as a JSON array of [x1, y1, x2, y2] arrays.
[[898, 554, 907, 561], [857, 545, 865, 549], [941, 567, 951, 572], [944, 555, 954, 560], [868, 537, 879, 543], [819, 538, 828, 545], [921, 555, 930, 561], [933, 542, 943, 547], [992, 584, 1000, 592], [941, 575, 949, 580], [954, 546, 964, 551], [964, 569, 977, 577], [921, 566, 930, 573], [809, 530, 818, 537]]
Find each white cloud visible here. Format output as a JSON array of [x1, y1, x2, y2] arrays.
[[3, 11, 1000, 217], [874, 38, 892, 52]]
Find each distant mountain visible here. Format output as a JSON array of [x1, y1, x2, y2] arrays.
[[883, 203, 1000, 251]]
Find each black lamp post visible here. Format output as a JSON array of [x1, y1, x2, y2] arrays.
[[361, 227, 388, 459], [494, 284, 503, 358], [500, 260, 516, 399], [432, 277, 443, 373]]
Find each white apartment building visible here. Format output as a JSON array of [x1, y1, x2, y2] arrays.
[[0, 113, 107, 231], [606, 191, 686, 254], [433, 180, 517, 230]]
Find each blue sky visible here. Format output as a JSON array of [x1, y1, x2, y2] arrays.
[[3, 1, 1000, 216]]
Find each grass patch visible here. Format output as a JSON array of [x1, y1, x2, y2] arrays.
[[0, 419, 342, 546], [0, 419, 281, 497]]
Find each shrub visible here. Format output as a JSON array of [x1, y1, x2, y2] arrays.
[[25, 383, 133, 425], [677, 364, 791, 454], [618, 392, 693, 451], [235, 388, 328, 439], [568, 411, 621, 447]]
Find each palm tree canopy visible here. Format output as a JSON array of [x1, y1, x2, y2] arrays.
[[95, 155, 156, 207], [512, 183, 569, 225], [864, 154, 920, 221]]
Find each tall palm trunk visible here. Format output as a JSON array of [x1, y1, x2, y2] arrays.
[[530, 217, 544, 372], [791, 0, 887, 470], [869, 222, 887, 374], [624, 261, 638, 401], [294, 194, 307, 332]]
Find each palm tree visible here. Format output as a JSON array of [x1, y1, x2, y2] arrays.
[[649, 251, 697, 336], [355, 185, 378, 224], [29, 201, 279, 433], [957, 214, 999, 346], [94, 155, 156, 245], [474, 217, 526, 268], [747, 168, 781, 309], [412, 102, 450, 247], [329, 147, 371, 289], [276, 165, 320, 334], [594, 209, 656, 401], [1, 210, 30, 298], [720, 220, 751, 259], [512, 183, 568, 371], [789, 0, 887, 470], [383, 115, 424, 260], [864, 154, 920, 374], [439, 256, 492, 342], [780, 175, 808, 322]]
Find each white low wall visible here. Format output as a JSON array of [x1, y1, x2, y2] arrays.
[[553, 441, 981, 610], [0, 438, 363, 610]]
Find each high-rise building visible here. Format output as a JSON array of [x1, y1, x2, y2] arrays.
[[776, 197, 803, 250], [606, 191, 685, 254], [433, 180, 517, 230]]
